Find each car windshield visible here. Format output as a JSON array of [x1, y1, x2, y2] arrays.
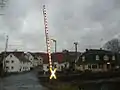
[[0, 0, 120, 90]]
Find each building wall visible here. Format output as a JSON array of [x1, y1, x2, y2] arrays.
[[34, 59, 38, 67], [4, 54, 20, 73], [25, 53, 34, 67], [53, 62, 60, 71], [34, 56, 43, 67], [58, 62, 70, 71], [20, 62, 31, 72], [76, 63, 111, 72], [43, 64, 49, 72], [37, 56, 43, 66]]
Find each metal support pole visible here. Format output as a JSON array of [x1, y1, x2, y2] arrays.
[[51, 39, 57, 67], [54, 40, 56, 53], [3, 35, 8, 72], [74, 42, 78, 57], [74, 42, 78, 70]]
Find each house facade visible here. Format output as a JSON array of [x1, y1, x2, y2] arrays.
[[24, 52, 34, 68], [1, 51, 32, 73], [76, 49, 118, 72], [52, 52, 70, 71], [29, 52, 43, 67], [4, 53, 20, 72]]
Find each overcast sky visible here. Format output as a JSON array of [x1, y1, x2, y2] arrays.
[[0, 0, 120, 52]]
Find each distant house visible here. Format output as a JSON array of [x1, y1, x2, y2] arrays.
[[32, 52, 49, 73], [36, 52, 67, 72], [52, 52, 65, 71], [76, 49, 118, 72], [29, 52, 43, 67], [62, 50, 81, 71], [32, 51, 80, 72], [24, 52, 35, 68], [1, 51, 32, 73], [51, 51, 81, 71]]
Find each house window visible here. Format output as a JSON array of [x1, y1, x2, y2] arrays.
[[85, 65, 88, 69], [61, 66, 64, 70], [10, 55, 12, 57], [11, 66, 14, 69], [92, 65, 97, 69], [88, 65, 91, 69], [6, 67, 9, 69], [82, 56, 85, 61], [112, 56, 115, 60], [6, 61, 9, 63], [54, 64, 57, 68], [99, 64, 103, 69], [104, 55, 109, 61], [47, 66, 49, 69], [96, 55, 99, 60], [11, 60, 14, 63]]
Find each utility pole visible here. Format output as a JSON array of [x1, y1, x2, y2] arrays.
[[51, 39, 57, 67], [74, 42, 78, 55], [3, 35, 8, 73], [73, 42, 78, 70], [51, 39, 56, 53]]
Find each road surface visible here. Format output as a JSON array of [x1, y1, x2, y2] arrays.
[[0, 71, 49, 90]]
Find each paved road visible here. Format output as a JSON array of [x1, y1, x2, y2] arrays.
[[0, 71, 49, 90]]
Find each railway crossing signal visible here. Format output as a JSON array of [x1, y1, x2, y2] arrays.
[[49, 68, 57, 79]]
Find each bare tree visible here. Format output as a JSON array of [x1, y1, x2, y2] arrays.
[[103, 38, 120, 52]]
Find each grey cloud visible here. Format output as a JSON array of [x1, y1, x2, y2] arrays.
[[49, 0, 120, 51], [0, 0, 120, 52]]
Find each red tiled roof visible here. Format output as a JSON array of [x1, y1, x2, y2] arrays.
[[31, 52, 49, 64], [31, 52, 64, 64], [1, 51, 30, 62], [52, 52, 64, 63]]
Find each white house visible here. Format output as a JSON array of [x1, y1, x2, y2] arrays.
[[41, 52, 70, 72], [58, 62, 70, 71], [2, 51, 32, 73], [24, 52, 34, 68], [25, 52, 43, 67], [37, 56, 43, 66], [4, 53, 20, 73]]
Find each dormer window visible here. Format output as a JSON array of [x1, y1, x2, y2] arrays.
[[104, 55, 109, 61], [96, 55, 99, 60], [82, 56, 85, 61], [10, 55, 12, 57], [112, 56, 115, 60]]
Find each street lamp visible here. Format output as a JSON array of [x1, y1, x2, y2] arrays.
[[51, 39, 57, 68], [51, 39, 57, 53]]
